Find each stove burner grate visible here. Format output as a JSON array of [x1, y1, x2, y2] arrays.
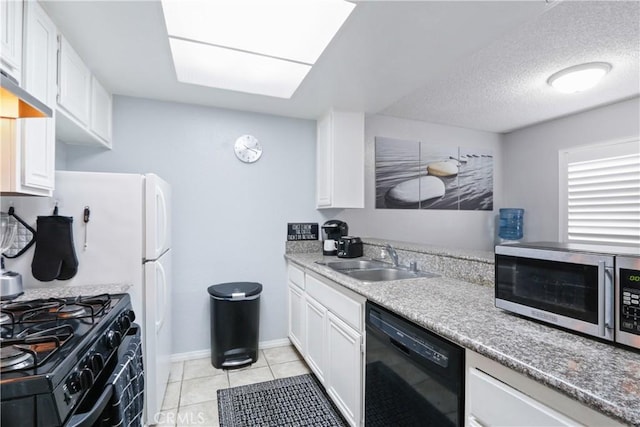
[[0, 294, 112, 326], [0, 311, 12, 325], [0, 324, 74, 373]]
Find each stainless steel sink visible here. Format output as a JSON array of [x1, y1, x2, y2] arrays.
[[325, 259, 389, 271], [345, 268, 438, 282], [320, 258, 439, 282]]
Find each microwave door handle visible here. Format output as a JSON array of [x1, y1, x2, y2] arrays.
[[605, 266, 614, 330], [598, 261, 606, 337], [597, 261, 615, 337]]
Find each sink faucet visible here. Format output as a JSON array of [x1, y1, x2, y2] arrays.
[[384, 244, 399, 267]]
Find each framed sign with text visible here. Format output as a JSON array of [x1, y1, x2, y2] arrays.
[[287, 223, 319, 241]]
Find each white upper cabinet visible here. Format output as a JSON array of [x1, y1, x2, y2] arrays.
[[316, 110, 365, 209], [21, 0, 57, 193], [1, 0, 56, 196], [57, 35, 90, 125], [0, 0, 23, 81], [90, 76, 112, 142], [56, 35, 112, 148]]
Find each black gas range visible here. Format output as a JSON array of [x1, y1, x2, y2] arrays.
[[0, 293, 142, 427]]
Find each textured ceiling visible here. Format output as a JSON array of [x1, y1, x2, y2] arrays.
[[41, 1, 640, 134], [382, 0, 640, 133]]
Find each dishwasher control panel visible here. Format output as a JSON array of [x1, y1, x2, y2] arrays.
[[369, 310, 449, 368]]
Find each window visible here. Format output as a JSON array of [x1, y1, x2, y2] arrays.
[[559, 140, 640, 246]]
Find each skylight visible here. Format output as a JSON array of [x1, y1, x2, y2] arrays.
[[161, 0, 356, 98]]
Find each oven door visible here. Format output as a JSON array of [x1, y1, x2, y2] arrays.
[[495, 246, 614, 341], [65, 326, 143, 427]]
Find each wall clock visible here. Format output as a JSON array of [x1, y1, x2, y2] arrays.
[[234, 135, 262, 163]]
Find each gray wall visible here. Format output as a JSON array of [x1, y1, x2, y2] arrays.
[[502, 97, 640, 242], [338, 114, 503, 251], [62, 96, 328, 354]]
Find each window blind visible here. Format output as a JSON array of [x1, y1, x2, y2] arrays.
[[567, 151, 640, 245]]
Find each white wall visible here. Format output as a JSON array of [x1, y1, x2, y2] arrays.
[[502, 97, 640, 242], [60, 96, 331, 354], [338, 114, 503, 251]]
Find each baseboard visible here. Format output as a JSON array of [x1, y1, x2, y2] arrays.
[[170, 349, 210, 362], [259, 338, 292, 349], [170, 337, 293, 363]]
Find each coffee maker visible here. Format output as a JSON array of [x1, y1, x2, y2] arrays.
[[321, 220, 348, 256]]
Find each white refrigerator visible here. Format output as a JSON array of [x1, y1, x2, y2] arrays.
[[3, 171, 172, 425]]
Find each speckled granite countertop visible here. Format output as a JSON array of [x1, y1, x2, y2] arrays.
[[12, 283, 132, 301], [285, 252, 640, 426]]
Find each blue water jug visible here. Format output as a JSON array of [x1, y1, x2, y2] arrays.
[[498, 208, 524, 240]]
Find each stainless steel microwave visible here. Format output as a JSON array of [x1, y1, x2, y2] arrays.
[[495, 242, 640, 350]]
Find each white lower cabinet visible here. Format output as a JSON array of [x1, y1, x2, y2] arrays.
[[287, 263, 365, 426], [287, 264, 306, 354], [465, 350, 624, 427], [305, 294, 327, 383], [288, 283, 305, 353], [326, 311, 362, 426]]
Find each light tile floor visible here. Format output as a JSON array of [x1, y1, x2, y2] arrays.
[[154, 345, 310, 427]]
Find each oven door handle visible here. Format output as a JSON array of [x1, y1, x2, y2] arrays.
[[65, 385, 113, 427]]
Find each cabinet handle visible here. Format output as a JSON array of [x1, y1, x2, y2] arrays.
[[468, 415, 486, 427]]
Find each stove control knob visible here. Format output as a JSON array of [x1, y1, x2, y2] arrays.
[[79, 368, 94, 390], [119, 313, 132, 331], [67, 369, 94, 394], [124, 309, 136, 323], [106, 330, 122, 349], [67, 373, 82, 394], [89, 353, 104, 373]]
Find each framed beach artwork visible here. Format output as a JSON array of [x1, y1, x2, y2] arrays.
[[375, 136, 493, 210]]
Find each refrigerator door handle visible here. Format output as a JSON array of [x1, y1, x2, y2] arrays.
[[155, 186, 168, 257], [155, 261, 168, 333]]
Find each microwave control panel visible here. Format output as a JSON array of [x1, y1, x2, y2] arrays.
[[620, 268, 640, 335]]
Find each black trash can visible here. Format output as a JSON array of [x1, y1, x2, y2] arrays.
[[207, 282, 262, 369]]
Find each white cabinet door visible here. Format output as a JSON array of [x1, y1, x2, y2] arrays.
[[21, 0, 56, 192], [0, 0, 22, 81], [288, 283, 305, 354], [467, 367, 577, 427], [326, 312, 362, 427], [56, 36, 112, 148], [316, 110, 364, 209], [58, 35, 91, 126], [305, 294, 327, 384], [90, 75, 112, 144], [465, 351, 624, 427], [316, 112, 332, 207]]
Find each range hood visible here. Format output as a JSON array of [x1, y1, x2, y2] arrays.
[[1, 70, 52, 119]]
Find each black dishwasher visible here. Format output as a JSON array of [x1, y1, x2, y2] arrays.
[[365, 301, 464, 427]]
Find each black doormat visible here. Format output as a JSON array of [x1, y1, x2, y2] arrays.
[[217, 373, 348, 427]]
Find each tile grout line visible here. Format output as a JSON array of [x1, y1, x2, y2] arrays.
[[167, 347, 308, 423]]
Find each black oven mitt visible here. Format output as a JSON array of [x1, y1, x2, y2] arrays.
[[31, 216, 79, 282]]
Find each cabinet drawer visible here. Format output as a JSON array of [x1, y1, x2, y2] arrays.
[[468, 368, 576, 426], [306, 273, 363, 331], [288, 264, 305, 289]]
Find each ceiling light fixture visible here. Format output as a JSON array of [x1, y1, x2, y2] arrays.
[[547, 62, 611, 94], [168, 38, 312, 99], [161, 0, 356, 98]]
